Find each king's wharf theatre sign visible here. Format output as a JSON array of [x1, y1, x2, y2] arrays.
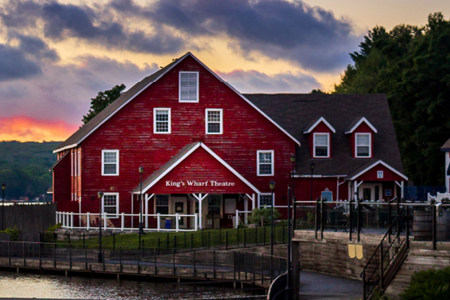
[[165, 180, 236, 188]]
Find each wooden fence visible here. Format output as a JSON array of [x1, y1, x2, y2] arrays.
[[0, 202, 56, 234]]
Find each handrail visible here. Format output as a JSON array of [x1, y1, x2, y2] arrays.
[[361, 205, 410, 300]]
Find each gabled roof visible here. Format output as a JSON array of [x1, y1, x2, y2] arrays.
[[54, 52, 299, 153], [244, 93, 405, 177], [349, 160, 408, 181], [344, 117, 378, 134], [133, 142, 260, 194], [441, 137, 450, 151], [303, 116, 336, 134], [49, 151, 69, 170]]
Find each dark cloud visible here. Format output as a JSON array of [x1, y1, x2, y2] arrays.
[[0, 43, 42, 81], [15, 34, 60, 62], [217, 69, 322, 93], [1, 0, 359, 71]]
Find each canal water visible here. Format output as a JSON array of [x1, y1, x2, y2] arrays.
[[0, 271, 263, 299]]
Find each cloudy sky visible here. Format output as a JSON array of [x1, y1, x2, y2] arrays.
[[1, 0, 450, 142]]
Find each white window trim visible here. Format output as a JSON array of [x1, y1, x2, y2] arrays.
[[257, 150, 274, 176], [313, 133, 330, 158], [355, 133, 372, 158], [179, 71, 199, 103], [205, 109, 223, 134], [154, 194, 170, 217], [102, 192, 119, 218], [101, 150, 119, 176], [258, 193, 275, 208], [377, 171, 384, 179], [153, 108, 171, 134]]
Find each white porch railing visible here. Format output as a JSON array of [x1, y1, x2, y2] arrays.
[[428, 192, 450, 202], [235, 210, 252, 228], [56, 211, 198, 232]]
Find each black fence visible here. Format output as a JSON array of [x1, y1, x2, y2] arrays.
[[38, 225, 290, 251], [294, 199, 450, 248], [0, 240, 287, 287]]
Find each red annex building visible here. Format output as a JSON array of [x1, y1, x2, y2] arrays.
[[51, 52, 407, 231]]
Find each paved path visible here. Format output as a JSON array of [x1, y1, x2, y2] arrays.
[[299, 271, 361, 300]]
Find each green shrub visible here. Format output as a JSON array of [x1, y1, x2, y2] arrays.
[[43, 223, 62, 242], [248, 207, 280, 226], [46, 223, 62, 232], [1, 226, 20, 241], [401, 267, 450, 300]]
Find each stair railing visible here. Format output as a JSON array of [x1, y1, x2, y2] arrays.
[[361, 205, 410, 300]]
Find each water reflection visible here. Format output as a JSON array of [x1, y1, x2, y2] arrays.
[[0, 271, 258, 299]]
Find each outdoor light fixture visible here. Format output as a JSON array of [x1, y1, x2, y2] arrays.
[[97, 191, 104, 263], [138, 166, 144, 247], [2, 184, 5, 231], [269, 180, 275, 256]]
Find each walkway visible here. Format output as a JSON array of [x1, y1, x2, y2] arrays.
[[299, 271, 361, 300]]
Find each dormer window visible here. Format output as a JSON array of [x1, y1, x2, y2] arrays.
[[313, 133, 330, 158], [179, 71, 198, 102], [356, 133, 371, 157]]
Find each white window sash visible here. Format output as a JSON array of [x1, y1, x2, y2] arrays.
[[179, 71, 199, 102], [257, 150, 274, 176], [101, 150, 119, 176], [313, 133, 330, 158], [102, 192, 119, 218], [205, 109, 223, 134], [153, 108, 171, 134], [355, 133, 371, 158], [258, 193, 275, 207]]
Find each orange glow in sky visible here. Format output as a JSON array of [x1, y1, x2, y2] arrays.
[[0, 116, 77, 142]]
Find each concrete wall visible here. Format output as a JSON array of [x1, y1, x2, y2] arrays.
[[293, 230, 382, 280]]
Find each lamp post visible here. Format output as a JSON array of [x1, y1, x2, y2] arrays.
[[138, 166, 144, 249], [286, 184, 292, 299], [310, 162, 316, 201], [290, 155, 296, 232], [269, 180, 275, 256], [2, 184, 5, 231], [97, 191, 104, 263]]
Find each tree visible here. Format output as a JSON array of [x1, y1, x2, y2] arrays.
[[82, 84, 126, 124], [333, 13, 450, 186]]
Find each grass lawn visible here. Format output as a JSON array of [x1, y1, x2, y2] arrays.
[[45, 224, 290, 250]]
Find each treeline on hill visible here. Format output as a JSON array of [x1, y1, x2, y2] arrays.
[[0, 141, 59, 200], [333, 12, 450, 186]]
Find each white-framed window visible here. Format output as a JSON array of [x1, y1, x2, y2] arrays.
[[102, 150, 119, 176], [377, 171, 384, 179], [102, 193, 119, 218], [179, 71, 199, 102], [205, 109, 223, 134], [153, 108, 171, 134], [313, 133, 330, 158], [259, 193, 275, 207], [356, 133, 371, 157], [155, 195, 169, 214], [208, 194, 222, 217], [257, 150, 274, 176]]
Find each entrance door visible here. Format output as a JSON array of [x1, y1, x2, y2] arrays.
[[172, 197, 187, 229], [358, 184, 382, 201]]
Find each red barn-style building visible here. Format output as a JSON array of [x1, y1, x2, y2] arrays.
[[51, 52, 407, 231]]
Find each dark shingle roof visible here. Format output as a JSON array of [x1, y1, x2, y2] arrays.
[[243, 93, 405, 177], [54, 53, 188, 152]]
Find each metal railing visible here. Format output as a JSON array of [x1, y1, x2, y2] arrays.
[[56, 211, 198, 232], [0, 240, 287, 287]]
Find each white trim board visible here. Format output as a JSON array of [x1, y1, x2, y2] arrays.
[[350, 160, 408, 181], [303, 117, 336, 134], [137, 142, 260, 194], [345, 117, 378, 134]]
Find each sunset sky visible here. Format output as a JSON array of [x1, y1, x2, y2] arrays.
[[1, 0, 450, 142]]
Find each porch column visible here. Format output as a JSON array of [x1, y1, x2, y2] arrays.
[[145, 194, 155, 229], [395, 181, 404, 200], [245, 193, 256, 210], [354, 180, 363, 203], [192, 193, 208, 230]]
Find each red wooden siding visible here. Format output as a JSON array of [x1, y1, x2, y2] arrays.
[[354, 164, 405, 182], [149, 147, 257, 194], [78, 55, 294, 215], [295, 177, 349, 201], [53, 153, 77, 212]]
